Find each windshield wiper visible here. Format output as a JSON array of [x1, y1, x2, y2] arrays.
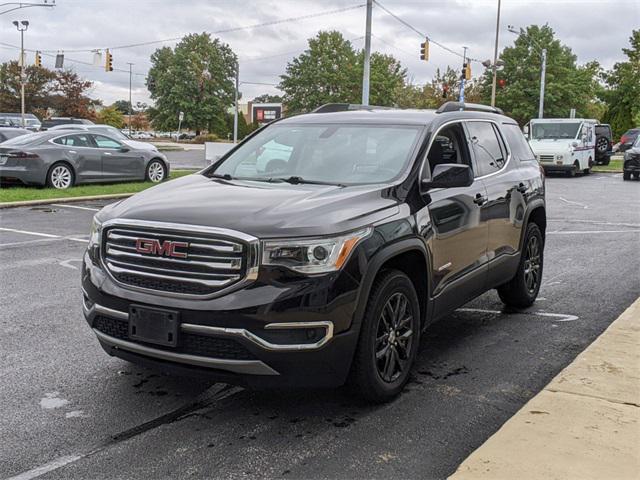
[[270, 176, 346, 187], [209, 173, 234, 180]]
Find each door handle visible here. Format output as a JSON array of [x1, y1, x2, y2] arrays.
[[473, 193, 487, 206], [104, 152, 112, 156], [68, 150, 77, 154], [516, 183, 527, 193]]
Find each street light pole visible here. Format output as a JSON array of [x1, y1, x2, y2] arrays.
[[13, 20, 28, 128], [233, 62, 239, 144], [127, 62, 133, 135], [490, 0, 502, 107], [538, 49, 546, 118], [361, 0, 372, 106]]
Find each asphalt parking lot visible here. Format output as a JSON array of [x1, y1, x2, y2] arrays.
[[1, 172, 639, 480]]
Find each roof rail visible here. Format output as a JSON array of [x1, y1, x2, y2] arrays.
[[312, 103, 394, 113], [436, 101, 504, 115]]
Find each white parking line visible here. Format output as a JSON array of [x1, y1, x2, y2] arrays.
[[0, 227, 89, 245], [0, 227, 59, 238], [457, 308, 579, 322], [5, 455, 84, 480], [558, 197, 589, 209], [50, 204, 100, 212], [548, 230, 640, 235]]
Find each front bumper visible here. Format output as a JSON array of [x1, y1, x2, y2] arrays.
[[81, 250, 363, 388], [623, 160, 640, 173], [540, 163, 575, 172]]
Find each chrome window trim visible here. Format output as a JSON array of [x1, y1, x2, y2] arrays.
[[99, 218, 260, 300], [83, 296, 333, 352], [418, 117, 513, 185]]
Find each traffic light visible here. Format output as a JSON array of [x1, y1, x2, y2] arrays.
[[442, 84, 449, 98], [498, 78, 506, 88], [420, 39, 429, 61], [105, 49, 113, 72], [34, 51, 42, 68], [463, 63, 471, 80]]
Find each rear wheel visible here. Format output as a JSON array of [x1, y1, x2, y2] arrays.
[[47, 163, 75, 189], [497, 223, 543, 308], [348, 270, 420, 403], [146, 159, 167, 183]]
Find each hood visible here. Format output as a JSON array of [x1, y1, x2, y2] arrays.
[[123, 139, 158, 151], [98, 173, 400, 238]]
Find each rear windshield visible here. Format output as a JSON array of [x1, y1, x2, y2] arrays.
[[211, 123, 423, 185], [0, 132, 43, 146]]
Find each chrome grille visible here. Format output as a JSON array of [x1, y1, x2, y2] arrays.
[[101, 222, 257, 297], [538, 154, 555, 162]]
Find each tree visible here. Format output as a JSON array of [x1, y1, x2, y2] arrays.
[[601, 30, 640, 138], [0, 61, 56, 113], [131, 112, 150, 130], [147, 33, 237, 134], [112, 100, 132, 115], [251, 93, 282, 104], [97, 106, 124, 128], [278, 31, 406, 113], [50, 70, 96, 119], [483, 25, 600, 125]]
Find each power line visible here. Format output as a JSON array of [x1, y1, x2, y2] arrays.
[[373, 0, 482, 63], [33, 4, 366, 54]]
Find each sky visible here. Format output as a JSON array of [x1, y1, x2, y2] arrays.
[[0, 0, 638, 107]]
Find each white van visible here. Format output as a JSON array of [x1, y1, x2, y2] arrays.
[[526, 118, 597, 176]]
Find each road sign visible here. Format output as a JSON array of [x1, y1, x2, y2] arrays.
[[178, 111, 184, 121]]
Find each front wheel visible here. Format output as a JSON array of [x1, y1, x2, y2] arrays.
[[497, 223, 543, 308], [348, 270, 420, 403], [146, 160, 167, 183]]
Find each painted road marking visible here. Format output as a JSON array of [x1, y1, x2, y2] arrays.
[[547, 219, 640, 228], [457, 308, 579, 322], [59, 259, 83, 270], [558, 197, 588, 209], [6, 455, 84, 480], [0, 227, 59, 238], [548, 230, 640, 235], [0, 227, 88, 245], [50, 204, 100, 212]]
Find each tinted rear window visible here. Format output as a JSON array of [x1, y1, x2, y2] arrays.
[[502, 123, 535, 161]]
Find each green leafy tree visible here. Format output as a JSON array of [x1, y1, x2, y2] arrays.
[[279, 31, 406, 114], [0, 60, 56, 113], [483, 25, 600, 125], [97, 105, 125, 128], [147, 33, 237, 134], [251, 93, 283, 104], [395, 67, 484, 109], [600, 30, 640, 138], [112, 100, 132, 115]]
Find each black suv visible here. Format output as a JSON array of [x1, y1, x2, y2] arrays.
[[82, 102, 546, 402]]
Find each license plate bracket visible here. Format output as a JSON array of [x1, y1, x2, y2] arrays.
[[129, 305, 179, 347]]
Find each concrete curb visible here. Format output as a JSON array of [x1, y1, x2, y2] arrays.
[[449, 298, 640, 480], [0, 193, 133, 209]]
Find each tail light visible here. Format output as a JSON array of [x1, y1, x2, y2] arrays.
[[620, 135, 628, 144], [9, 151, 39, 159]]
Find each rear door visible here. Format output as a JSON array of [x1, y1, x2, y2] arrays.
[[91, 134, 145, 180], [51, 133, 102, 181]]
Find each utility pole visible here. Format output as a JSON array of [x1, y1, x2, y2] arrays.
[[538, 48, 546, 118], [13, 20, 28, 128], [490, 0, 502, 107], [233, 62, 239, 144], [127, 62, 133, 135], [361, 0, 372, 106]]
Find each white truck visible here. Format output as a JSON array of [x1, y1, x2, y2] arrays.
[[525, 118, 597, 176]]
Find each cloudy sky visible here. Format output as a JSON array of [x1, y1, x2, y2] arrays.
[[0, 0, 637, 107]]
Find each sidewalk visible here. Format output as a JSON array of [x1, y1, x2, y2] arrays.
[[450, 298, 640, 480]]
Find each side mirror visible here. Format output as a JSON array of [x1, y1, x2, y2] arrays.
[[119, 147, 130, 153], [422, 163, 474, 190], [571, 140, 579, 148]]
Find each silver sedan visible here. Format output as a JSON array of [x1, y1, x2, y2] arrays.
[[0, 130, 169, 189]]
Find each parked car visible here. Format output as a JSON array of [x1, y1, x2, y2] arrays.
[[47, 124, 160, 152], [623, 135, 640, 181], [594, 124, 613, 165], [526, 118, 597, 176], [0, 127, 30, 142], [618, 128, 640, 153], [0, 112, 42, 131], [0, 129, 169, 189], [82, 102, 546, 403], [40, 117, 94, 130]]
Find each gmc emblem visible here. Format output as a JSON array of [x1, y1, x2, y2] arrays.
[[135, 238, 189, 259]]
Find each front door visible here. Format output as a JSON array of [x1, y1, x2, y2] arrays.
[[92, 134, 145, 180], [416, 121, 489, 319]]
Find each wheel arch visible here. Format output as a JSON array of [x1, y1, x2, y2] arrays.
[[522, 202, 546, 249]]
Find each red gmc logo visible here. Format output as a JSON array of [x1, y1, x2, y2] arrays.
[[135, 238, 188, 259]]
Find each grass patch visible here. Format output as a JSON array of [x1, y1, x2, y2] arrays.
[[0, 170, 195, 203], [592, 158, 623, 173]]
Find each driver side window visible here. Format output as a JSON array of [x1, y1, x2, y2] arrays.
[[92, 134, 122, 149], [424, 122, 473, 178]]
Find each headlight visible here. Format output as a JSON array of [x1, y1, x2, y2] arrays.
[[87, 216, 102, 264], [261, 229, 371, 274], [556, 154, 564, 160]]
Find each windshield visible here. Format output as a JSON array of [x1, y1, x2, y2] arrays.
[[211, 124, 422, 185], [531, 122, 581, 140], [103, 126, 129, 140]]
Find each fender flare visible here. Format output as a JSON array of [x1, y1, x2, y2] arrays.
[[351, 237, 432, 331], [519, 199, 546, 251]]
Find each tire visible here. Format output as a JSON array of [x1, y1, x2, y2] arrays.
[[146, 159, 167, 183], [623, 171, 631, 181], [497, 223, 543, 308], [47, 162, 75, 189], [634, 173, 640, 180], [596, 136, 610, 155], [348, 269, 421, 403]]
